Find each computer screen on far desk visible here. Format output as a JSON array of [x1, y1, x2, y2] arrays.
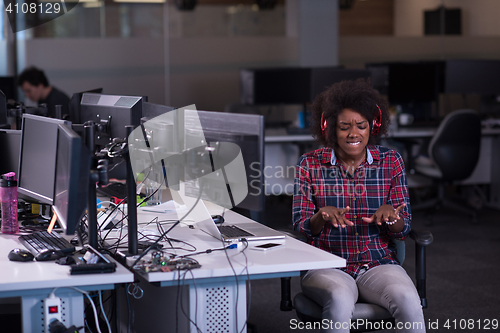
[[0, 129, 21, 176], [53, 124, 90, 235], [183, 110, 265, 214], [18, 114, 71, 205]]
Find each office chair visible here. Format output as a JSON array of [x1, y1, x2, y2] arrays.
[[411, 109, 482, 223], [279, 229, 433, 332]]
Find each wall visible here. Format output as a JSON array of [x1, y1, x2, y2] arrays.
[[11, 0, 500, 112], [394, 0, 500, 36], [169, 36, 298, 111], [339, 36, 500, 69], [20, 38, 167, 104]]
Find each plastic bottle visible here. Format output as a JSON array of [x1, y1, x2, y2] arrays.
[[1, 172, 19, 234]]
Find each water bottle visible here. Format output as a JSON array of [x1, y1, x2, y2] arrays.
[[1, 172, 19, 234]]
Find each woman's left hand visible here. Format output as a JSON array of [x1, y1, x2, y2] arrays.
[[362, 203, 406, 225]]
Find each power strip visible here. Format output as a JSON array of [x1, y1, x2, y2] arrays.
[[43, 295, 62, 333]]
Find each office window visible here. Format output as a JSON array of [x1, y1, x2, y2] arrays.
[[169, 4, 286, 38], [12, 2, 285, 39]]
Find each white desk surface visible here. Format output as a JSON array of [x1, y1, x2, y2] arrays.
[[0, 233, 133, 296], [265, 127, 500, 142], [131, 208, 345, 286]]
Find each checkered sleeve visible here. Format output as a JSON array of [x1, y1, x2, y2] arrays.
[[385, 150, 411, 239], [292, 155, 318, 241]]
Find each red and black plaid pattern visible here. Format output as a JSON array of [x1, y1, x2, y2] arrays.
[[293, 145, 411, 278]]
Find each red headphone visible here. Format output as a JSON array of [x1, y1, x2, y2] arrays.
[[321, 105, 382, 139]]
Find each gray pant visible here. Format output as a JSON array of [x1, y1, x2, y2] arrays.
[[301, 265, 426, 333]]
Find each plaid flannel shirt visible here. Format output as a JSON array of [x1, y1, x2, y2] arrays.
[[292, 145, 411, 278]]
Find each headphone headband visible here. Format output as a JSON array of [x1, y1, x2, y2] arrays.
[[320, 105, 382, 140]]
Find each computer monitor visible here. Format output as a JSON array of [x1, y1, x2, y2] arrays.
[[17, 114, 71, 205], [80, 93, 143, 146], [240, 66, 350, 105], [0, 77, 16, 102], [53, 124, 90, 235], [367, 61, 444, 125], [80, 93, 143, 179], [309, 68, 372, 102], [183, 110, 265, 213], [0, 129, 21, 175], [68, 88, 103, 123], [444, 59, 500, 95], [0, 90, 9, 126], [386, 61, 444, 104], [240, 67, 311, 105]]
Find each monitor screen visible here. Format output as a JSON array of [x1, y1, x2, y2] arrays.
[[183, 110, 265, 213], [0, 90, 8, 125], [0, 129, 21, 175], [444, 59, 500, 95], [310, 68, 372, 102], [17, 114, 71, 204], [0, 77, 16, 102], [387, 61, 444, 104], [53, 124, 90, 235], [240, 67, 311, 105]]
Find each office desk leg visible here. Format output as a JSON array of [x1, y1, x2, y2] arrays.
[[189, 280, 247, 333], [21, 290, 84, 333]]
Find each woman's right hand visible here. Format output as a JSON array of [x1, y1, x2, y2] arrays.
[[320, 206, 353, 228], [310, 206, 353, 235]]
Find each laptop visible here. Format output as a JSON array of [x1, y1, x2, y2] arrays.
[[195, 201, 285, 242]]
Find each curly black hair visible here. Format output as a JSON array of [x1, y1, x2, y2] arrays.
[[18, 66, 50, 87], [309, 78, 390, 148]]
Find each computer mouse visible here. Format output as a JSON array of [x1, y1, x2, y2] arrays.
[[8, 248, 34, 262], [34, 249, 64, 262], [211, 215, 225, 224]]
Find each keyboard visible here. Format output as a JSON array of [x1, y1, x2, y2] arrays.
[[217, 225, 254, 238], [19, 231, 75, 256]]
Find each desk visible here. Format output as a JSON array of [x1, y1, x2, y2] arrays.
[[0, 233, 133, 332], [129, 208, 345, 333]]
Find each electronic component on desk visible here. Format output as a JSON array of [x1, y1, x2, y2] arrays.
[[8, 248, 34, 262], [18, 230, 75, 258], [35, 249, 65, 262], [251, 242, 284, 251], [137, 251, 201, 273], [43, 294, 62, 333], [70, 244, 116, 275]]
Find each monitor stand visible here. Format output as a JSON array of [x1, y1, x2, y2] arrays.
[[84, 125, 139, 257]]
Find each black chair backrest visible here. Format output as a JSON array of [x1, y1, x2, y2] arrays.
[[429, 109, 481, 181]]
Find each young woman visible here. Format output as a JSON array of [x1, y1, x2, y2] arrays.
[[293, 79, 426, 333]]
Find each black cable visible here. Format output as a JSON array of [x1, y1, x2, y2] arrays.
[[220, 237, 241, 332], [130, 180, 205, 268], [179, 269, 203, 333]]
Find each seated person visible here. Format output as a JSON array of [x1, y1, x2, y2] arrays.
[[293, 78, 426, 332], [17, 66, 70, 119]]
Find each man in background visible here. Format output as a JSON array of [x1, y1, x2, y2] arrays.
[[17, 66, 70, 119]]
